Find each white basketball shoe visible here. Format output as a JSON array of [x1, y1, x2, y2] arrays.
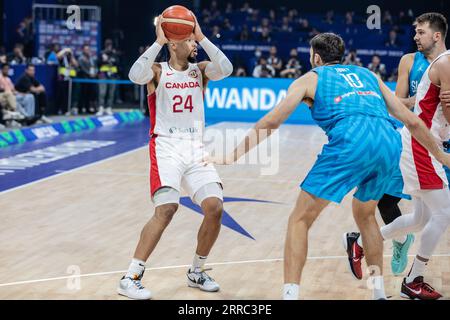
[[186, 268, 220, 292], [117, 271, 152, 300]]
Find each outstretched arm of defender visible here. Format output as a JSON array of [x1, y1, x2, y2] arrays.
[[395, 54, 416, 109], [129, 15, 167, 85], [211, 73, 315, 165], [378, 77, 450, 168], [191, 12, 233, 81]]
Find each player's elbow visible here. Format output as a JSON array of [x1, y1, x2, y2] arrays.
[[128, 70, 148, 85], [222, 59, 234, 78], [404, 115, 422, 131], [128, 63, 153, 85]]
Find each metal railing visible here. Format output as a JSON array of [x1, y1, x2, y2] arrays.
[[32, 4, 101, 23]]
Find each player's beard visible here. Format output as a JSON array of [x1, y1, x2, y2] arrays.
[[188, 53, 197, 63]]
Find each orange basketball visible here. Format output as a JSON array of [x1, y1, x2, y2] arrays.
[[161, 5, 195, 41]]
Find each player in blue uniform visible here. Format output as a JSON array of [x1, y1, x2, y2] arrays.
[[346, 13, 450, 279], [209, 33, 450, 300]]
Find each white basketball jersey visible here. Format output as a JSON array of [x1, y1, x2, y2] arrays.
[[400, 50, 450, 192], [148, 62, 205, 140]]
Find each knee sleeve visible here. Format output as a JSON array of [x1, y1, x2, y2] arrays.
[[377, 194, 402, 225], [417, 212, 450, 259], [153, 187, 180, 207], [193, 183, 223, 206]]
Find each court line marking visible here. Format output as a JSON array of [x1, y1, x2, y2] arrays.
[[0, 146, 148, 196], [1, 253, 449, 288], [54, 170, 300, 183]]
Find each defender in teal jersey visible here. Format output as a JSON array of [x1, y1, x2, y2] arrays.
[[210, 33, 450, 300]]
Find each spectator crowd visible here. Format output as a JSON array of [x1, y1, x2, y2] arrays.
[[0, 2, 416, 130]]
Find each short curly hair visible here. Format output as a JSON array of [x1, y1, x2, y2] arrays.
[[310, 33, 345, 64]]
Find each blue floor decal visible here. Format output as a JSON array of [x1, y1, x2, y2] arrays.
[[0, 120, 150, 193]]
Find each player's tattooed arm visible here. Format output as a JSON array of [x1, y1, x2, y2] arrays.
[[377, 75, 450, 168], [211, 72, 317, 165], [395, 53, 415, 109]]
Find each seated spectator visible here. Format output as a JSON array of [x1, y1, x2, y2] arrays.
[[280, 17, 293, 32], [269, 9, 277, 23], [252, 57, 275, 78], [222, 18, 235, 32], [249, 48, 262, 70], [367, 55, 387, 80], [345, 11, 354, 25], [238, 25, 251, 41], [1, 63, 33, 116], [0, 73, 23, 123], [7, 44, 27, 65], [0, 63, 37, 127], [225, 3, 233, 14], [287, 9, 298, 23], [247, 9, 260, 23], [308, 28, 320, 41], [234, 66, 248, 77], [210, 25, 221, 39], [398, 11, 410, 24], [15, 64, 52, 123], [385, 29, 401, 48], [343, 49, 362, 66], [323, 10, 334, 24], [254, 18, 271, 33], [267, 46, 283, 76], [209, 0, 220, 20], [383, 10, 394, 25], [240, 2, 252, 14], [298, 19, 312, 32], [0, 54, 7, 65], [259, 27, 272, 43], [280, 48, 303, 78]]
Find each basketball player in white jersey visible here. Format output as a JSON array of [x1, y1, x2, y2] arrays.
[[376, 35, 450, 299], [117, 13, 233, 299]]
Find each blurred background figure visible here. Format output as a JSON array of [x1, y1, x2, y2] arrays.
[[97, 39, 119, 116], [78, 45, 98, 115], [55, 48, 79, 116]]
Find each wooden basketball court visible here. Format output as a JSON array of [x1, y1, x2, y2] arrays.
[[0, 122, 448, 299]]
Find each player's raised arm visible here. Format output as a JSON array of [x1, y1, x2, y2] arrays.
[[377, 76, 450, 167], [395, 53, 416, 109], [212, 72, 316, 165], [128, 15, 167, 85], [190, 12, 233, 81]]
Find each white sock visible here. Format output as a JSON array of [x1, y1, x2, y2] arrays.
[[371, 276, 386, 300], [191, 254, 207, 272], [125, 258, 145, 279], [406, 257, 427, 283], [393, 235, 407, 244], [357, 234, 363, 247], [283, 283, 299, 300]]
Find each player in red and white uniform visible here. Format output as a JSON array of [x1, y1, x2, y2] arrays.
[[380, 47, 450, 299], [117, 13, 233, 300]]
